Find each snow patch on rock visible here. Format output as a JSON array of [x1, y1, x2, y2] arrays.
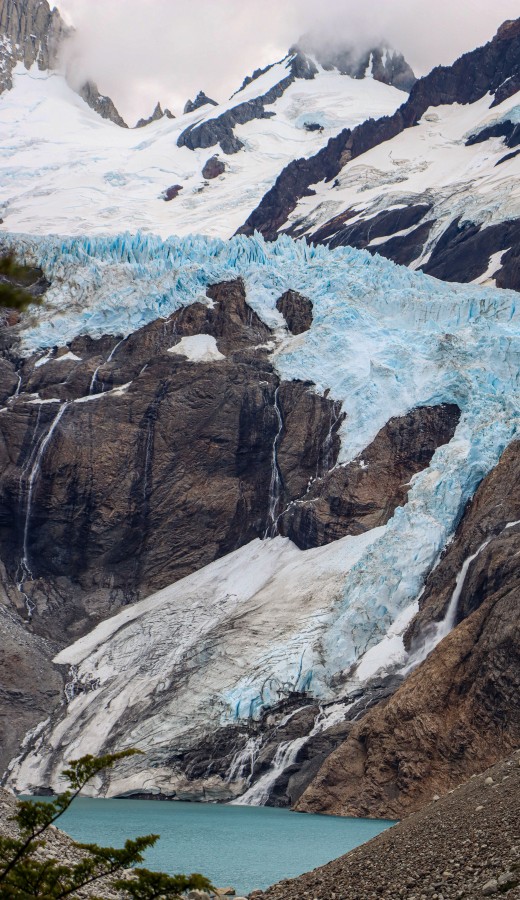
[[167, 334, 225, 361]]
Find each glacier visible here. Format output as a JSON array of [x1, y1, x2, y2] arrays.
[[5, 229, 520, 794]]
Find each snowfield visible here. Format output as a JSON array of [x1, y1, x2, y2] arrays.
[[0, 58, 405, 239]]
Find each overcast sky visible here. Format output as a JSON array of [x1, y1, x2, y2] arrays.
[[56, 0, 520, 125]]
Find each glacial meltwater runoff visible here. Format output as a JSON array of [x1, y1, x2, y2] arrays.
[[54, 798, 394, 894]]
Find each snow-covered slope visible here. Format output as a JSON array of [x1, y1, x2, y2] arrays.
[[6, 230, 520, 798], [286, 92, 520, 286], [238, 21, 520, 291], [0, 58, 406, 238]]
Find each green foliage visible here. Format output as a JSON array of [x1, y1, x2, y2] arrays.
[[0, 253, 43, 312], [0, 751, 213, 899]]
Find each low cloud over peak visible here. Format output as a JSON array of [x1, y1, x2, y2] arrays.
[[56, 0, 520, 124]]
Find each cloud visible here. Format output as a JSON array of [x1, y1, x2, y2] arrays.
[[56, 0, 520, 124]]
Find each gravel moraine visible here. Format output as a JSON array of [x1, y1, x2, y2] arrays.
[[252, 751, 520, 900]]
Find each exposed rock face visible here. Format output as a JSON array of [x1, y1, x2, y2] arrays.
[[0, 0, 68, 93], [183, 90, 218, 114], [0, 0, 127, 126], [281, 404, 460, 549], [237, 19, 520, 288], [420, 217, 520, 290], [202, 155, 226, 179], [275, 290, 313, 335], [78, 80, 127, 128], [295, 440, 520, 819], [0, 279, 342, 646], [135, 101, 174, 128], [0, 591, 63, 774]]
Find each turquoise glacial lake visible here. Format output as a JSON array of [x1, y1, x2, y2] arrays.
[[53, 798, 394, 894]]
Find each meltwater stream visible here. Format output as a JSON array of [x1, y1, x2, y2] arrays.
[[52, 799, 393, 894]]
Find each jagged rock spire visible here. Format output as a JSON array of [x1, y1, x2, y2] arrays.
[[135, 100, 175, 128], [184, 90, 218, 114]]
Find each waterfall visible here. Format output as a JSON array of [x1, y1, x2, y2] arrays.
[[264, 387, 283, 539], [107, 336, 126, 363], [225, 735, 262, 784], [89, 364, 102, 395], [20, 403, 68, 583], [232, 736, 308, 806], [402, 536, 493, 673], [320, 400, 342, 475], [142, 418, 154, 501], [89, 337, 126, 395]]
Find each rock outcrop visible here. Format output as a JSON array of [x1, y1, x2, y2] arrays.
[[295, 440, 520, 819], [0, 279, 342, 645], [280, 404, 460, 548], [295, 35, 416, 92], [202, 155, 226, 179], [275, 290, 313, 335], [0, 0, 128, 127], [183, 90, 217, 114], [78, 80, 127, 128], [177, 53, 317, 155], [135, 101, 174, 128]]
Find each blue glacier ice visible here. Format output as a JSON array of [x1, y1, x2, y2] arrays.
[[3, 230, 520, 719]]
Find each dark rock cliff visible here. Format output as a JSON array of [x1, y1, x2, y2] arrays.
[[135, 101, 174, 128], [183, 90, 217, 114], [295, 35, 416, 92], [0, 280, 342, 644]]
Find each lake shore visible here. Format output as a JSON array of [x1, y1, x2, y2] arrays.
[[252, 751, 520, 900]]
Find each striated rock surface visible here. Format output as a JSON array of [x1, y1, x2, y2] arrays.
[[0, 0, 127, 126], [296, 440, 520, 819], [0, 587, 62, 774], [0, 0, 68, 92], [0, 279, 341, 645]]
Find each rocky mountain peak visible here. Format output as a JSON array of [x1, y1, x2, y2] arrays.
[[497, 18, 520, 41], [0, 0, 69, 92], [184, 90, 218, 114], [0, 0, 128, 126], [293, 33, 416, 92], [78, 79, 128, 127], [135, 100, 175, 128]]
